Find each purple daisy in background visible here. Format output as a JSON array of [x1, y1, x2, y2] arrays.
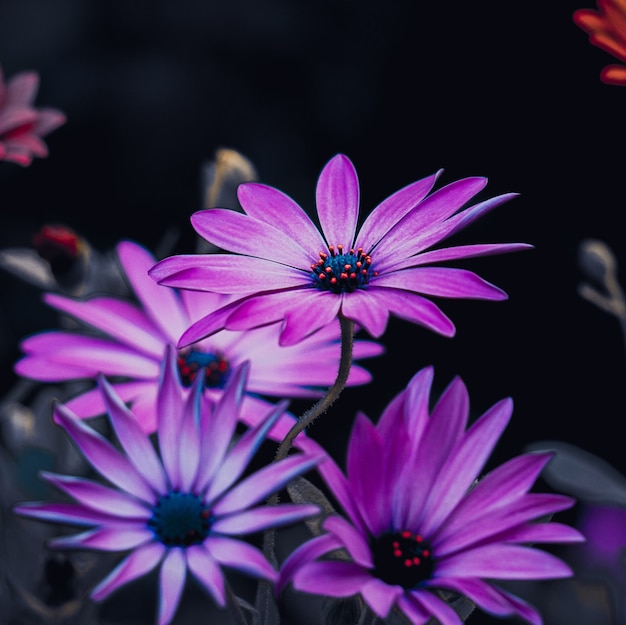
[[0, 65, 65, 166], [15, 349, 321, 625], [149, 154, 531, 347], [280, 367, 584, 625], [15, 239, 383, 433]]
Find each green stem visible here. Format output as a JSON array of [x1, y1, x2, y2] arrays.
[[273, 314, 354, 464]]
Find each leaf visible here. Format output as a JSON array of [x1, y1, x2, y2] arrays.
[[525, 441, 626, 506]]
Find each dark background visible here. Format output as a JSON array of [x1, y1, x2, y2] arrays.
[[0, 1, 625, 623]]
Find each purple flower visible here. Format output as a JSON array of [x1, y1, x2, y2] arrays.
[[15, 239, 383, 433], [15, 349, 321, 625], [0, 65, 65, 166], [279, 367, 584, 625], [149, 154, 531, 346]]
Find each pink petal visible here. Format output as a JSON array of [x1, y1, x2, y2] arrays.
[[18, 331, 160, 378], [361, 577, 403, 618], [192, 209, 314, 268], [279, 290, 342, 345], [43, 293, 165, 357], [194, 364, 248, 490], [399, 376, 469, 529], [206, 536, 277, 581], [212, 453, 321, 515], [237, 182, 327, 252], [372, 177, 488, 262], [64, 380, 153, 420], [324, 515, 373, 567], [150, 253, 304, 293], [49, 525, 153, 551], [341, 289, 391, 338], [393, 242, 533, 270], [438, 544, 573, 579], [185, 544, 226, 606], [0, 107, 38, 134], [278, 533, 343, 592], [205, 401, 286, 501], [158, 548, 187, 625], [6, 71, 39, 106], [91, 542, 165, 601], [356, 170, 442, 253], [34, 107, 66, 135], [99, 376, 168, 494], [157, 346, 186, 490], [211, 504, 320, 534], [53, 402, 156, 504], [346, 413, 390, 536], [292, 560, 372, 597], [315, 154, 359, 249], [117, 241, 190, 344], [375, 267, 507, 301], [41, 472, 151, 518], [419, 398, 513, 536]]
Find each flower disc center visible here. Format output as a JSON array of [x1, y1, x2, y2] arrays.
[[372, 530, 434, 589], [177, 348, 230, 388], [310, 245, 376, 294], [148, 492, 212, 547]]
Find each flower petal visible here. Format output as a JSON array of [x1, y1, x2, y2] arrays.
[[99, 375, 168, 494], [315, 154, 359, 248], [371, 177, 487, 263], [212, 453, 321, 515], [292, 560, 372, 597], [49, 525, 154, 551], [17, 331, 160, 377], [53, 402, 156, 504], [158, 548, 187, 625], [204, 399, 286, 501], [419, 398, 513, 536], [205, 535, 277, 581], [41, 472, 151, 518], [43, 293, 165, 356], [375, 267, 507, 301], [192, 208, 314, 268], [237, 182, 327, 252], [186, 544, 226, 606], [323, 515, 373, 567], [117, 240, 190, 343], [356, 170, 442, 253], [91, 541, 165, 601], [278, 533, 343, 592], [437, 544, 573, 580], [346, 412, 390, 535], [150, 254, 304, 293], [211, 503, 320, 534]]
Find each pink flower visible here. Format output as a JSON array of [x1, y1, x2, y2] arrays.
[[150, 154, 530, 347], [0, 65, 66, 166], [574, 0, 626, 85]]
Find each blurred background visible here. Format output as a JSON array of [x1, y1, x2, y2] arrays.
[[1, 1, 625, 623]]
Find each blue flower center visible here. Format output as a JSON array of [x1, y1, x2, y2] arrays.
[[310, 245, 377, 294], [371, 530, 434, 589], [176, 349, 230, 388], [148, 492, 212, 547]]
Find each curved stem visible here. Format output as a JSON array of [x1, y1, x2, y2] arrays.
[[273, 314, 354, 464], [258, 315, 354, 621]]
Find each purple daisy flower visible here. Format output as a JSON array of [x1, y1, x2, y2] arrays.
[[149, 154, 531, 347], [279, 367, 584, 625], [15, 239, 383, 434], [15, 348, 321, 625]]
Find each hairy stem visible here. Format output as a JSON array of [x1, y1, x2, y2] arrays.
[[274, 314, 354, 464]]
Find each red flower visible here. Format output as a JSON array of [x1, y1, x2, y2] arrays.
[[0, 65, 66, 166]]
